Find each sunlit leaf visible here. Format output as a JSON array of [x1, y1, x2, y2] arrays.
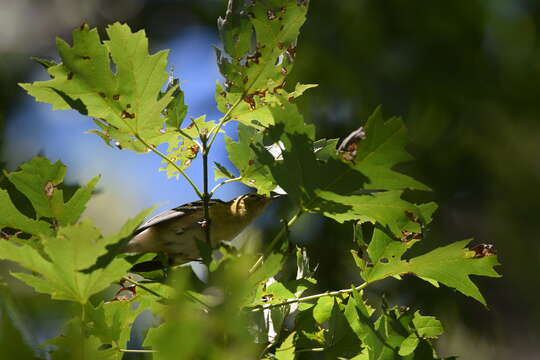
[[361, 229, 501, 305], [0, 211, 150, 303]]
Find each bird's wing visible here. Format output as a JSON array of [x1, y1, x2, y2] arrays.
[[134, 199, 226, 234]]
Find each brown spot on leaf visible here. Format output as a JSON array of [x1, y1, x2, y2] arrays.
[[470, 244, 497, 258], [380, 258, 389, 263], [277, 42, 284, 50], [112, 94, 120, 100], [82, 56, 91, 60], [248, 159, 255, 166], [280, 67, 288, 75], [121, 110, 135, 119], [190, 144, 200, 156], [98, 92, 106, 98], [273, 81, 286, 92], [244, 94, 256, 110], [220, 91, 227, 98], [44, 182, 55, 197], [67, 72, 74, 80], [400, 230, 423, 242], [247, 51, 261, 64], [287, 45, 297, 59], [405, 210, 420, 223]]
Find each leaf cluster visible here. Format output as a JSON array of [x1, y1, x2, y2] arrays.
[[0, 0, 502, 359]]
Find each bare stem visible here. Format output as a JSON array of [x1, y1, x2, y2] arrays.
[[249, 282, 369, 312], [135, 134, 202, 199], [201, 133, 212, 247]]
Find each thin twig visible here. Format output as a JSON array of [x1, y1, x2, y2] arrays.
[[249, 282, 369, 312], [208, 95, 244, 149], [210, 176, 242, 197]]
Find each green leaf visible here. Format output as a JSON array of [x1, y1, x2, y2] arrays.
[[21, 23, 175, 142], [31, 56, 58, 69], [213, 161, 236, 180], [216, 0, 311, 129], [345, 107, 430, 192], [3, 156, 98, 226], [398, 334, 419, 356], [0, 189, 53, 236], [79, 205, 155, 274], [246, 252, 285, 290], [275, 331, 296, 360], [361, 229, 501, 305], [313, 296, 334, 324], [324, 298, 363, 358], [164, 78, 188, 129], [160, 115, 220, 178], [314, 138, 339, 161], [0, 290, 41, 359], [62, 175, 100, 225], [20, 23, 203, 177], [317, 191, 421, 236], [84, 300, 147, 351], [253, 99, 368, 207], [0, 215, 146, 303], [47, 318, 119, 360], [225, 124, 277, 195], [4, 157, 66, 220], [412, 311, 444, 338]]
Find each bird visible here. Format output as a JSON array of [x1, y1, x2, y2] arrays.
[[125, 193, 278, 265]]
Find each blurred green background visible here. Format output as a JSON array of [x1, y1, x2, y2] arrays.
[[1, 0, 538, 359]]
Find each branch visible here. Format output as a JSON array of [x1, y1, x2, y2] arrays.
[[248, 282, 369, 312]]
